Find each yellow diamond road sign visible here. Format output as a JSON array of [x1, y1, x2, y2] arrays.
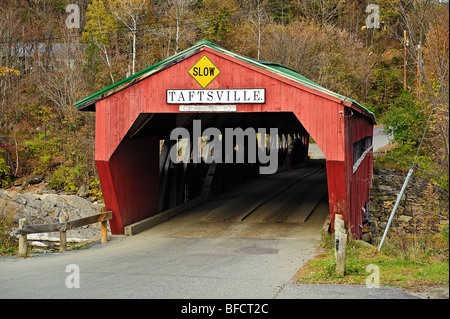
[[188, 55, 221, 88]]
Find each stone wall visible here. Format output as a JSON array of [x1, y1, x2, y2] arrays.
[[368, 167, 449, 242]]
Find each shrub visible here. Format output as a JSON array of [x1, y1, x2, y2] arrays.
[[0, 213, 17, 256], [89, 176, 103, 202], [0, 156, 12, 187], [382, 90, 426, 146], [48, 164, 85, 193]]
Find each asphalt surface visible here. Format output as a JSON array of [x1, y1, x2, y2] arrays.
[[0, 214, 420, 299], [373, 125, 393, 152], [0, 126, 422, 300], [275, 283, 419, 299], [1, 164, 328, 299], [0, 225, 322, 299]]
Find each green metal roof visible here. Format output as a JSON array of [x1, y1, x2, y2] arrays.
[[75, 39, 375, 122]]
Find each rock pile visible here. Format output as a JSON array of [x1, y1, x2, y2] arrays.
[[0, 183, 106, 249]]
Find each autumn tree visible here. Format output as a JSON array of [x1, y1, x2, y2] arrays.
[[378, 0, 449, 191], [0, 5, 23, 135], [420, 8, 449, 190], [150, 0, 197, 57], [168, 0, 197, 54], [36, 39, 87, 121], [109, 0, 150, 75], [83, 0, 119, 84], [294, 0, 347, 26], [198, 0, 237, 46], [0, 67, 19, 76], [242, 0, 272, 59], [262, 20, 371, 98]]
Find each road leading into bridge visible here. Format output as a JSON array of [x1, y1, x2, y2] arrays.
[[1, 129, 418, 300], [0, 161, 329, 299]]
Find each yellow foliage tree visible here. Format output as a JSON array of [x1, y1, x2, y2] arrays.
[[0, 67, 19, 76]]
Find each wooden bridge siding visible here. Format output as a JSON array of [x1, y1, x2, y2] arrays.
[[136, 49, 346, 158], [96, 136, 159, 234], [93, 47, 370, 235], [95, 90, 141, 162], [326, 160, 348, 232], [96, 160, 123, 234], [345, 110, 374, 238], [96, 49, 347, 162], [348, 154, 373, 238]]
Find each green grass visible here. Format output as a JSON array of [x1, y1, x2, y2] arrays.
[[295, 231, 449, 291], [0, 214, 18, 256]]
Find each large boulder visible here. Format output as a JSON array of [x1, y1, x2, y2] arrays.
[[0, 188, 106, 246]]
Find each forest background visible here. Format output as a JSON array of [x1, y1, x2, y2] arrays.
[[0, 0, 448, 203]]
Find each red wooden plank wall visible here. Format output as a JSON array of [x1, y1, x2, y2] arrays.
[[96, 136, 159, 234], [326, 160, 348, 233], [345, 110, 374, 238], [95, 48, 349, 162], [93, 46, 373, 236]]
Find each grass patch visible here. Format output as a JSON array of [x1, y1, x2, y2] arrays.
[[295, 231, 449, 291]]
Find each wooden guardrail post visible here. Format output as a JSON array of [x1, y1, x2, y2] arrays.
[[18, 218, 27, 257], [334, 214, 347, 276], [59, 216, 67, 252], [100, 207, 108, 243]]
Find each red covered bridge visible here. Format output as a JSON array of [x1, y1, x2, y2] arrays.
[[75, 40, 375, 239]]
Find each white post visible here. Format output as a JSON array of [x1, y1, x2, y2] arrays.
[[334, 214, 346, 276]]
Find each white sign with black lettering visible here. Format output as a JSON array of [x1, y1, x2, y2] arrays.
[[179, 105, 236, 112], [167, 89, 265, 104]]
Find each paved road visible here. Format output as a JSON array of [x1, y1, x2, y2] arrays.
[[0, 217, 418, 299], [308, 125, 392, 159], [1, 165, 327, 299], [0, 221, 322, 299], [275, 283, 419, 299], [0, 202, 418, 300], [1, 129, 417, 300], [373, 125, 393, 152]]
